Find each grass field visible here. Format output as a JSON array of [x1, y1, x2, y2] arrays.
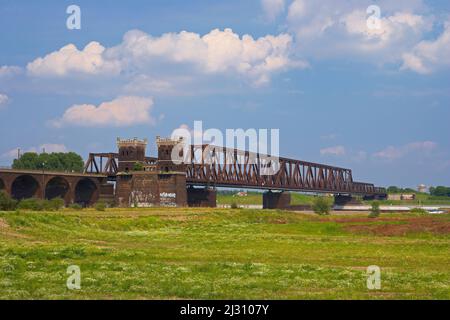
[[1, 208, 449, 300], [217, 192, 450, 206], [217, 192, 318, 206]]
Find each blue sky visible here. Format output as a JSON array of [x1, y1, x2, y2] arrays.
[[0, 0, 449, 187]]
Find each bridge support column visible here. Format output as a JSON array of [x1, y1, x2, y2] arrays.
[[363, 194, 388, 201], [334, 194, 362, 206], [187, 187, 216, 207], [263, 191, 291, 209]]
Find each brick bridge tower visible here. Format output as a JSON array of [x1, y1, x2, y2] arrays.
[[117, 137, 147, 172]]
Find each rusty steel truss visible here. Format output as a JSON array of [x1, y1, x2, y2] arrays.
[[183, 145, 385, 195], [84, 153, 157, 176], [84, 146, 386, 196]]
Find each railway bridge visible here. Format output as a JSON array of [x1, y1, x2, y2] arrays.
[[0, 137, 387, 208]]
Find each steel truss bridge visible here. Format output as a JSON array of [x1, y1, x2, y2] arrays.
[[84, 145, 386, 197]]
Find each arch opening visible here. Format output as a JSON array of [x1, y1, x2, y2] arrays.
[[11, 175, 40, 200], [75, 178, 98, 206], [45, 177, 70, 201], [0, 178, 5, 191]]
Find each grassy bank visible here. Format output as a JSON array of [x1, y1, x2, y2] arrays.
[[1, 208, 449, 299], [217, 192, 317, 206], [216, 192, 450, 206]]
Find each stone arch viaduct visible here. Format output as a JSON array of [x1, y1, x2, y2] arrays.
[[0, 169, 111, 206]]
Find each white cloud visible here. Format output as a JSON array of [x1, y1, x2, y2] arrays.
[[285, 0, 436, 68], [110, 28, 305, 86], [26, 28, 304, 86], [320, 145, 346, 156], [0, 65, 22, 78], [0, 93, 9, 109], [52, 96, 156, 128], [374, 141, 437, 160], [123, 74, 173, 93], [402, 21, 450, 74], [261, 0, 285, 22], [27, 42, 121, 77]]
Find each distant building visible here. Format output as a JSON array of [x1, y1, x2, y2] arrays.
[[417, 184, 427, 193], [387, 194, 416, 201]]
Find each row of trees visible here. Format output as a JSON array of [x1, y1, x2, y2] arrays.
[[387, 185, 450, 198], [386, 186, 416, 194], [429, 186, 450, 197], [12, 152, 84, 172]]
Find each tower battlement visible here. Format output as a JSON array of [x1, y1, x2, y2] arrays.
[[117, 137, 147, 172]]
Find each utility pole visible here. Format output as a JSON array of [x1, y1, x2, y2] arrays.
[[42, 162, 46, 200]]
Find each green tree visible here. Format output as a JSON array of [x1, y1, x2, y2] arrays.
[[387, 186, 400, 193], [369, 201, 381, 218], [312, 197, 331, 215], [429, 186, 450, 197], [12, 152, 84, 172], [0, 191, 17, 211]]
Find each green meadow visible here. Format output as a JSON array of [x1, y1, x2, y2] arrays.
[[1, 208, 449, 300]]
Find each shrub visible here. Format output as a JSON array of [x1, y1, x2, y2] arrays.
[[0, 191, 18, 211], [17, 198, 44, 211], [230, 202, 239, 209], [410, 208, 428, 215], [313, 197, 331, 215], [46, 197, 65, 211], [132, 162, 144, 171], [369, 201, 381, 218], [69, 203, 83, 210], [95, 201, 106, 211]]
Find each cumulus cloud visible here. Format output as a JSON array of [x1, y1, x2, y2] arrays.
[[285, 0, 438, 69], [261, 0, 285, 22], [27, 42, 121, 77], [123, 74, 173, 94], [25, 28, 304, 86], [0, 65, 22, 78], [0, 93, 9, 109], [402, 21, 450, 74], [320, 145, 346, 156], [374, 141, 437, 160], [51, 96, 155, 128], [109, 28, 305, 86]]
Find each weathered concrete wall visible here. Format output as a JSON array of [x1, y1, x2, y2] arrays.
[[115, 171, 187, 207], [158, 173, 187, 207], [130, 172, 160, 207]]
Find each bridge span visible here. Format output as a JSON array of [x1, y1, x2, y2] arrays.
[[0, 137, 386, 208]]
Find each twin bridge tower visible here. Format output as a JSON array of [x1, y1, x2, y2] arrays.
[[0, 137, 386, 208], [85, 137, 387, 208]]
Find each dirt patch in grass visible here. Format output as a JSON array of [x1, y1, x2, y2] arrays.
[[342, 217, 450, 236], [0, 218, 10, 229], [323, 217, 409, 224]]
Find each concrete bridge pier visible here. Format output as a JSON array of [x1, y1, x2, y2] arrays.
[[263, 191, 291, 209], [187, 187, 217, 207], [334, 194, 362, 206]]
